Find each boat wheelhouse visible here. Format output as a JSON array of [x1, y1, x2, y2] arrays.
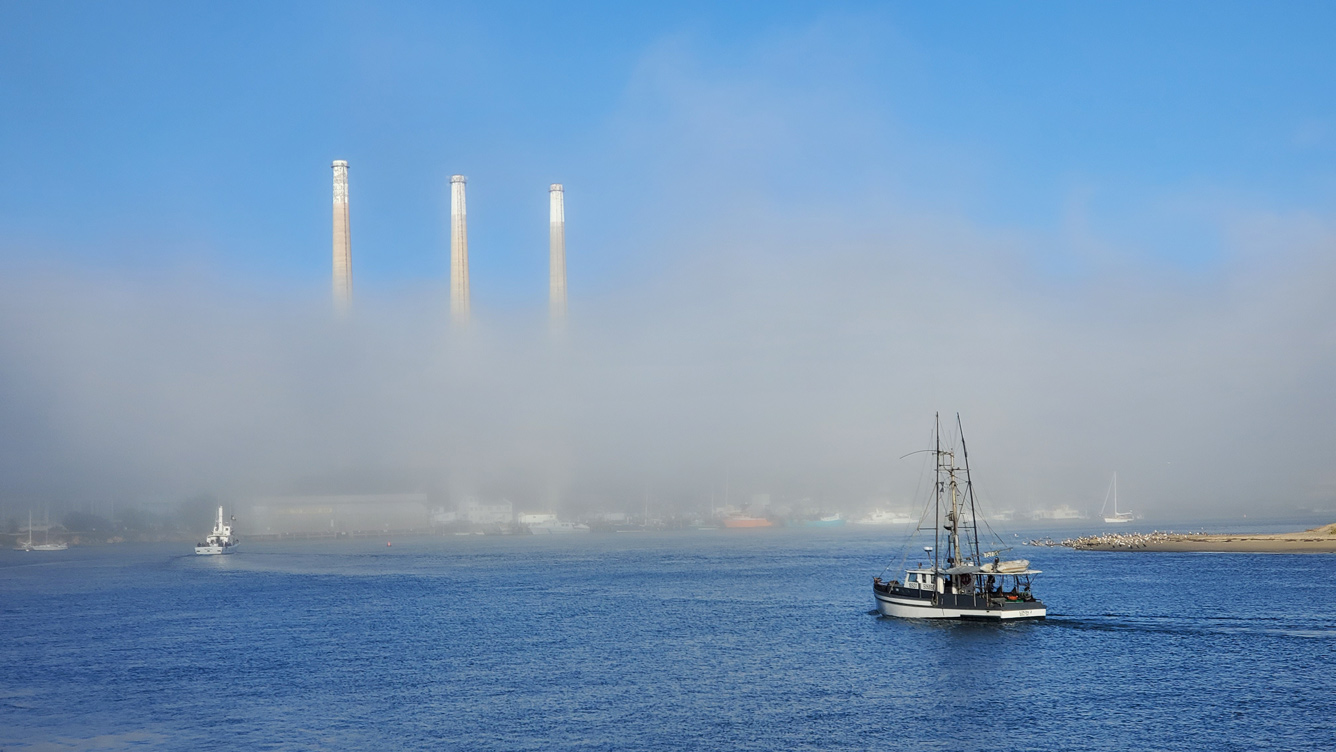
[[871, 414, 1046, 621]]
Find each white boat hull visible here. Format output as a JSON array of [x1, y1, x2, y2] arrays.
[[529, 524, 590, 534], [194, 543, 238, 555], [873, 591, 1045, 620]]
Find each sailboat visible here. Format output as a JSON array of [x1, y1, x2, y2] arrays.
[[18, 510, 68, 551], [1101, 473, 1134, 524], [195, 506, 239, 555], [871, 415, 1046, 620]]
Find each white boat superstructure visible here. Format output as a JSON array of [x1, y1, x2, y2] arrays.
[[872, 414, 1046, 621], [1101, 472, 1134, 524], [195, 506, 239, 555]]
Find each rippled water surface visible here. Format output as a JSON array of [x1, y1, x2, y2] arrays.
[[2, 530, 1333, 750]]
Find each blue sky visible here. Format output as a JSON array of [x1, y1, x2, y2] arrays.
[[4, 1, 1334, 302], [4, 2, 1336, 510]]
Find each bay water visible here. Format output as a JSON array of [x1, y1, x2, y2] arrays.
[[2, 529, 1333, 750]]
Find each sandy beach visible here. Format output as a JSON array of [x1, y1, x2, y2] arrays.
[[1056, 524, 1336, 553]]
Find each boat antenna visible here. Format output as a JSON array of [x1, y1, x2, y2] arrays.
[[886, 430, 939, 579], [957, 413, 982, 564]]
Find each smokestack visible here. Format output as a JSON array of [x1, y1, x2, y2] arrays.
[[549, 183, 566, 322], [450, 175, 470, 324], [331, 160, 352, 312]]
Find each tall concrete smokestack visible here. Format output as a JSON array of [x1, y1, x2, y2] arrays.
[[450, 175, 470, 324], [549, 183, 566, 322], [331, 160, 352, 312]]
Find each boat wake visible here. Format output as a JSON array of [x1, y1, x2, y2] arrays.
[[1048, 613, 1336, 639]]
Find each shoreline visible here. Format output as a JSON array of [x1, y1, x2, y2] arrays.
[[1052, 524, 1336, 553]]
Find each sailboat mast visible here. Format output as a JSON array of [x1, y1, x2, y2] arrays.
[[1113, 472, 1119, 516]]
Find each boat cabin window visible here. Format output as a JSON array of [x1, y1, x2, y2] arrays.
[[908, 573, 917, 582]]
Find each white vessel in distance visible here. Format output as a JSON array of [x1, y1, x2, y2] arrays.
[[520, 513, 591, 534], [1101, 472, 1135, 524], [872, 414, 1046, 621], [18, 510, 68, 551], [855, 509, 916, 526], [530, 521, 591, 534], [195, 506, 239, 555]]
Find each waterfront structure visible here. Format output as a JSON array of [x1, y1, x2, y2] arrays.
[[549, 183, 566, 322], [332, 160, 352, 312], [450, 175, 470, 324]]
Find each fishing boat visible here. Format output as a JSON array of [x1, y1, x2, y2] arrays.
[[801, 514, 846, 528], [871, 415, 1046, 620], [1101, 472, 1134, 524], [195, 506, 239, 555]]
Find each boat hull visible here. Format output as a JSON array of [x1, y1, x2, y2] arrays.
[[194, 544, 238, 555], [530, 524, 590, 534], [873, 588, 1045, 621]]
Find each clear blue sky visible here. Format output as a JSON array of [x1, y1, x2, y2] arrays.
[[3, 1, 1334, 303]]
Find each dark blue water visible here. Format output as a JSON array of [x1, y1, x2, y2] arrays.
[[2, 530, 1333, 750]]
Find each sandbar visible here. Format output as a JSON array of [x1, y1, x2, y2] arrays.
[[1060, 524, 1336, 553]]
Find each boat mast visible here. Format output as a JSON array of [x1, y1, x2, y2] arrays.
[[947, 450, 961, 570], [958, 414, 982, 563], [934, 413, 941, 573], [1113, 472, 1119, 516]]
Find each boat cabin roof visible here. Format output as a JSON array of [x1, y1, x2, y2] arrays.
[[905, 566, 1042, 576]]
